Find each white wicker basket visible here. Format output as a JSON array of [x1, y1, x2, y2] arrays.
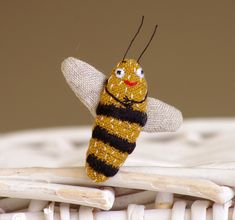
[[0, 118, 235, 219]]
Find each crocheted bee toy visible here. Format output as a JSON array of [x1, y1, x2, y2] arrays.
[[62, 16, 183, 182], [86, 57, 148, 182]]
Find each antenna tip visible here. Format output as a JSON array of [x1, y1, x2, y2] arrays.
[[141, 16, 145, 23]]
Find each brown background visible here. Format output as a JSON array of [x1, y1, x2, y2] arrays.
[[0, 1, 234, 132]]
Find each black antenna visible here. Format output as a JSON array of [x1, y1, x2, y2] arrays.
[[137, 24, 158, 62], [122, 16, 145, 61]]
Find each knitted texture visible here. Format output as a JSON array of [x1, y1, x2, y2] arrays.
[[61, 57, 183, 133], [61, 57, 183, 182], [85, 59, 148, 182], [62, 57, 106, 118]]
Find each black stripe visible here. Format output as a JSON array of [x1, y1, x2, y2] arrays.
[[92, 125, 136, 154], [96, 103, 147, 127], [86, 154, 119, 177]]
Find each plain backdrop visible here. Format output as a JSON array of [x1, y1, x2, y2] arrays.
[[0, 0, 234, 132]]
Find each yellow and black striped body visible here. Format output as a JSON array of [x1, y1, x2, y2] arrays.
[[85, 59, 148, 182]]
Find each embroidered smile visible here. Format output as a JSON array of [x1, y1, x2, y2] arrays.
[[124, 80, 138, 87], [105, 85, 148, 107]]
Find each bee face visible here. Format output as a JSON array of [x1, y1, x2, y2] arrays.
[[106, 59, 148, 102]]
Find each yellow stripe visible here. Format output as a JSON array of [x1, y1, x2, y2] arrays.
[[100, 90, 123, 108], [85, 164, 108, 183], [88, 138, 128, 168], [100, 88, 147, 112], [95, 115, 141, 143]]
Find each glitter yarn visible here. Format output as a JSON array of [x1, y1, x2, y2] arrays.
[[85, 59, 148, 182]]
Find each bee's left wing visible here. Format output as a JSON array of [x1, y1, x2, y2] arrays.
[[143, 97, 183, 132], [62, 57, 183, 132]]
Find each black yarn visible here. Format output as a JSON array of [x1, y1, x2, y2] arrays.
[[105, 86, 148, 108], [92, 125, 136, 154], [86, 154, 119, 177], [96, 103, 147, 127]]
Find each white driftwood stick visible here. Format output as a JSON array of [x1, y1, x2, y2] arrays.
[[0, 208, 233, 220], [95, 205, 234, 220], [0, 212, 46, 220], [0, 212, 78, 220], [114, 188, 141, 196], [28, 200, 48, 212], [155, 192, 174, 208], [59, 203, 70, 220], [0, 204, 231, 220], [123, 166, 235, 187], [44, 202, 55, 220], [78, 206, 94, 220], [0, 179, 114, 210], [0, 167, 233, 204], [0, 198, 30, 212], [134, 195, 195, 210], [113, 191, 156, 210]]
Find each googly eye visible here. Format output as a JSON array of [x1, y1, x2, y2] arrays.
[[115, 68, 125, 78], [135, 68, 144, 78]]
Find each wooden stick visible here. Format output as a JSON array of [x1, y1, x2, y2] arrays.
[[113, 191, 156, 210], [0, 198, 30, 212], [0, 179, 114, 210], [59, 203, 70, 220], [0, 202, 232, 220], [114, 188, 141, 196], [28, 200, 48, 212], [44, 202, 55, 220], [0, 212, 46, 220], [155, 192, 174, 208], [0, 167, 233, 204], [95, 205, 234, 220]]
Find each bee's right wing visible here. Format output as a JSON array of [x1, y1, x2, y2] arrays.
[[61, 57, 183, 133], [61, 57, 106, 117]]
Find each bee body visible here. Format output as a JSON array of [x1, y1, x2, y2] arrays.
[[62, 17, 181, 183], [86, 59, 148, 182]]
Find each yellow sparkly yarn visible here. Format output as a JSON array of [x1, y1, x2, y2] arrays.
[[86, 59, 148, 183]]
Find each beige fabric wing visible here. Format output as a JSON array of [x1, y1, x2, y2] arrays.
[[61, 57, 183, 132]]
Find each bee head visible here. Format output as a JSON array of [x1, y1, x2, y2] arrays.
[[106, 59, 147, 103], [105, 16, 157, 105]]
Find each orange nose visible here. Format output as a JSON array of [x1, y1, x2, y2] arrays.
[[124, 80, 138, 87]]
